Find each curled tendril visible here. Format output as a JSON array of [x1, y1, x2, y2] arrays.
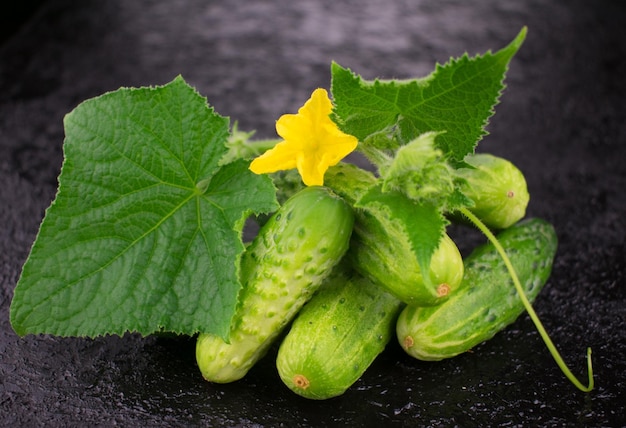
[[460, 207, 594, 393]]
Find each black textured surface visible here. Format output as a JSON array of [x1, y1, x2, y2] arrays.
[[1, 1, 625, 426]]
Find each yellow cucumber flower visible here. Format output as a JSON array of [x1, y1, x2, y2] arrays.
[[249, 88, 358, 186]]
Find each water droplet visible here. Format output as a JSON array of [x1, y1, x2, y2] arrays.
[[483, 308, 496, 323], [339, 298, 346, 304], [529, 278, 541, 292]]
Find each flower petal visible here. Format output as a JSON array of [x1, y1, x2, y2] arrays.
[[320, 126, 359, 164], [300, 88, 333, 124], [249, 141, 298, 174], [275, 113, 308, 145], [296, 153, 325, 187]]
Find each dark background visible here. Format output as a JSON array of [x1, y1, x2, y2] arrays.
[[1, 1, 625, 426]]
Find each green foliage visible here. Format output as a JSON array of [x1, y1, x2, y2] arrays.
[[10, 29, 530, 344], [380, 132, 457, 208], [10, 76, 278, 339], [331, 27, 527, 164]]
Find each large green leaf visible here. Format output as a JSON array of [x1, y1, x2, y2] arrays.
[[331, 27, 526, 163], [10, 76, 278, 339]]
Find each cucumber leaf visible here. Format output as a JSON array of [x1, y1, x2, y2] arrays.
[[331, 27, 526, 164], [10, 76, 278, 340]]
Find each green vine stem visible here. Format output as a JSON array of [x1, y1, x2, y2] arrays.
[[459, 207, 594, 392]]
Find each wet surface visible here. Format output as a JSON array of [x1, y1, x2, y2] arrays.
[[1, 0, 625, 426]]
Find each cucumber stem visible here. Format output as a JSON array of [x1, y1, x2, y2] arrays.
[[459, 207, 594, 392]]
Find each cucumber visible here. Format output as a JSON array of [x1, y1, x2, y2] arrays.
[[196, 186, 354, 383], [324, 163, 465, 306], [276, 267, 404, 400], [263, 163, 464, 305], [455, 153, 530, 229], [396, 218, 558, 361], [351, 223, 464, 305]]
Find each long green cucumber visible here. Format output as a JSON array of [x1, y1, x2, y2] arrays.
[[196, 186, 354, 383], [276, 267, 404, 400], [325, 163, 465, 306], [396, 217, 558, 361]]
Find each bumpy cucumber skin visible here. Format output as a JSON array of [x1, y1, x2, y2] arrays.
[[196, 186, 354, 383], [325, 163, 465, 306], [351, 225, 464, 306], [396, 218, 558, 361], [457, 153, 530, 229], [276, 269, 403, 400]]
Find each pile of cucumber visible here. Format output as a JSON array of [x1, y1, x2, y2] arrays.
[[195, 152, 580, 400]]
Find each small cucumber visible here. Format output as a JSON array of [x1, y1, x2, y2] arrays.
[[276, 268, 404, 400], [196, 186, 354, 383], [456, 153, 530, 229], [396, 218, 558, 361], [351, 225, 464, 305], [324, 163, 465, 306]]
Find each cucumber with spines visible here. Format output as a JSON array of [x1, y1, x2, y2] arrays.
[[350, 218, 464, 305], [396, 218, 558, 361], [196, 186, 354, 383], [276, 267, 403, 400]]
